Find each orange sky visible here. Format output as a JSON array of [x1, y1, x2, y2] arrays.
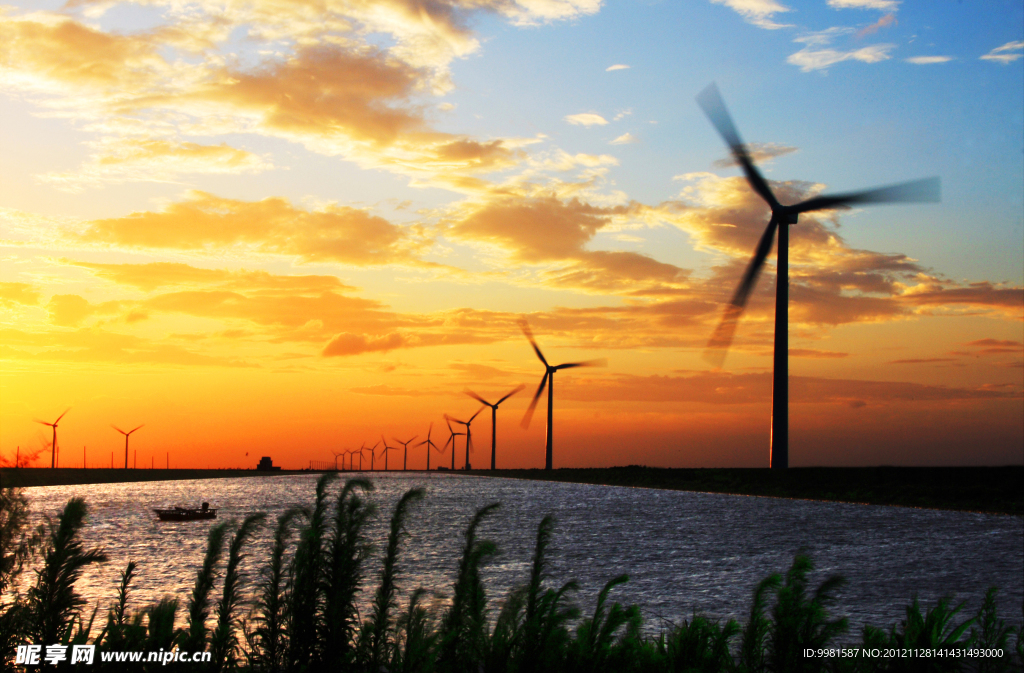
[[1, 0, 1021, 469]]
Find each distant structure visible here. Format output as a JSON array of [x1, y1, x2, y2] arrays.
[[256, 456, 281, 471]]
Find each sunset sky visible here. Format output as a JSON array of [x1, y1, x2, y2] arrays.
[[1, 0, 1021, 470]]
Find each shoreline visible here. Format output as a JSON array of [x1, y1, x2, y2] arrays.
[[2, 465, 1020, 515]]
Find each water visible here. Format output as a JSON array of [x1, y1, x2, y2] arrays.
[[17, 473, 1024, 636]]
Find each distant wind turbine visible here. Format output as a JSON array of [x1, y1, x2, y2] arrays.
[[466, 385, 525, 470], [35, 408, 70, 469], [696, 82, 940, 469], [332, 450, 344, 471], [443, 417, 463, 470], [446, 408, 484, 470], [519, 319, 607, 470], [393, 436, 418, 471], [112, 423, 144, 470], [415, 423, 440, 471], [379, 435, 398, 471], [368, 441, 381, 471]]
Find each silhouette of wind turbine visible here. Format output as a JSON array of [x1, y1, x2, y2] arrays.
[[519, 320, 607, 470], [379, 435, 398, 471], [696, 83, 940, 470], [393, 436, 418, 471], [442, 417, 463, 470], [35, 409, 70, 469], [446, 408, 483, 470], [332, 450, 344, 471], [466, 385, 525, 470], [367, 441, 381, 471], [112, 423, 143, 470], [415, 423, 440, 471]]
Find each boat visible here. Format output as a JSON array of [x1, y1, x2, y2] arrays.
[[153, 502, 217, 521]]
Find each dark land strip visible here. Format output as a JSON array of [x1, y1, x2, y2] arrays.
[[2, 465, 1020, 515]]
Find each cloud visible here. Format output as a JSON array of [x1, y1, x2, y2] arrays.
[[709, 0, 793, 29], [712, 142, 797, 168], [855, 13, 896, 39], [38, 139, 273, 192], [564, 113, 609, 127], [964, 339, 1023, 355], [75, 191, 431, 266], [828, 0, 900, 11], [323, 332, 407, 356], [0, 282, 41, 307], [888, 358, 958, 365], [980, 41, 1024, 65], [905, 56, 953, 65], [789, 349, 849, 358], [788, 30, 895, 71], [605, 64, 630, 71], [610, 133, 638, 145]]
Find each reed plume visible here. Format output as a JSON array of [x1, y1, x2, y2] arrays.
[[211, 513, 266, 670], [183, 519, 230, 652], [247, 508, 301, 672]]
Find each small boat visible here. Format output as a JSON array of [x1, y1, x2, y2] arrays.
[[153, 502, 217, 521]]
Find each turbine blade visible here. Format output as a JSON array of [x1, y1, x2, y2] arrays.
[[465, 389, 492, 407], [518, 319, 549, 367], [521, 372, 548, 428], [702, 304, 744, 366], [111, 425, 126, 434], [496, 384, 526, 405], [792, 177, 941, 214], [731, 217, 779, 310], [129, 424, 144, 434], [469, 406, 484, 422], [555, 358, 608, 370], [35, 419, 55, 427], [696, 83, 779, 209]]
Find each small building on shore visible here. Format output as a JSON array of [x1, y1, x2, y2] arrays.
[[256, 456, 282, 471]]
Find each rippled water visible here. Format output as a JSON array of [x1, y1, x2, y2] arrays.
[[19, 474, 1024, 636]]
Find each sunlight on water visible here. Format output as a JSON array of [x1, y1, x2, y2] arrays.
[[19, 474, 1024, 634]]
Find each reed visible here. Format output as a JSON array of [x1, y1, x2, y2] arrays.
[[26, 496, 108, 645], [212, 513, 267, 670], [287, 472, 337, 668], [184, 519, 230, 652], [520, 515, 580, 672], [322, 478, 375, 669], [362, 487, 425, 671], [436, 502, 500, 672], [568, 574, 642, 672], [246, 508, 301, 672], [767, 554, 847, 673]]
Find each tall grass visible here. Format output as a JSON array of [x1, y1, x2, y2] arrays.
[[2, 479, 1021, 673]]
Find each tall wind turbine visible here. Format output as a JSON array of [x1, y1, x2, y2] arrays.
[[696, 83, 940, 469], [415, 423, 440, 471], [466, 385, 525, 470], [519, 320, 607, 470], [332, 450, 344, 471], [35, 409, 70, 469], [393, 436, 418, 471], [368, 441, 381, 471], [446, 408, 483, 470], [112, 423, 144, 470]]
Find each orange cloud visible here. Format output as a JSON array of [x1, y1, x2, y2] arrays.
[[75, 191, 430, 266], [0, 282, 40, 307]]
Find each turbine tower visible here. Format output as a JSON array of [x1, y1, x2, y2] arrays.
[[466, 385, 524, 470], [519, 320, 606, 470], [415, 423, 440, 471], [696, 83, 940, 469], [379, 435, 398, 471], [443, 417, 463, 471], [35, 408, 70, 469], [393, 436, 418, 471], [112, 424, 144, 470]]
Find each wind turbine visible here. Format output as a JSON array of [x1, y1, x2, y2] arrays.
[[35, 409, 70, 469], [442, 417, 463, 470], [112, 423, 144, 470], [446, 408, 483, 470], [357, 442, 370, 471], [466, 385, 525, 470], [696, 83, 940, 469], [519, 320, 607, 470], [393, 436, 418, 471], [379, 435, 398, 471], [332, 450, 344, 471], [415, 423, 440, 471], [367, 441, 381, 471]]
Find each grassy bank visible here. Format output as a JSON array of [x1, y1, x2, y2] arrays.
[[467, 466, 1023, 516], [3, 465, 1021, 515]]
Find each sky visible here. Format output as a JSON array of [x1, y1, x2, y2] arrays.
[[1, 0, 1021, 470]]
